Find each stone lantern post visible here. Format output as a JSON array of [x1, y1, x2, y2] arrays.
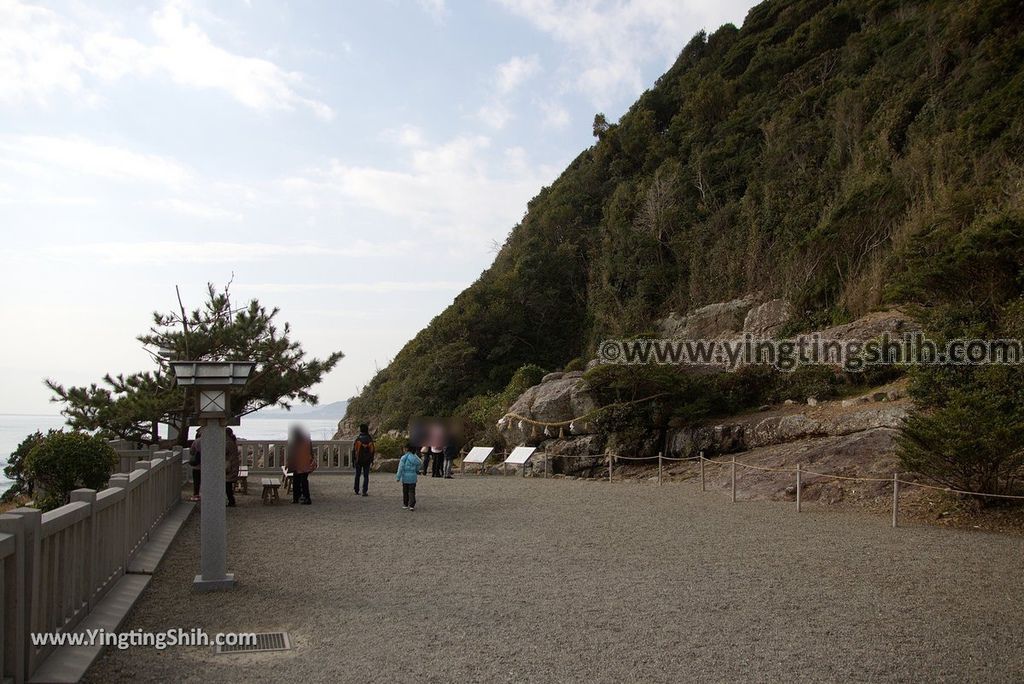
[[170, 360, 255, 591]]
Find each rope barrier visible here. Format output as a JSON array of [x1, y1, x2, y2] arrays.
[[481, 449, 1024, 502], [695, 454, 1024, 499]]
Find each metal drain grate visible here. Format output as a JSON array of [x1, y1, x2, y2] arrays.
[[215, 632, 291, 654]]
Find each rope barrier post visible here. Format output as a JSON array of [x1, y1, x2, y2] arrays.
[[608, 454, 613, 483], [796, 463, 802, 513], [658, 451, 663, 486], [892, 472, 899, 528], [700, 451, 705, 492], [731, 456, 737, 502]]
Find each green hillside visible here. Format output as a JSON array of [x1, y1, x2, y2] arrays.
[[346, 0, 1024, 431]]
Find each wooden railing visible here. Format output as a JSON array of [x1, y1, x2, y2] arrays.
[[0, 450, 185, 682], [239, 440, 355, 471]]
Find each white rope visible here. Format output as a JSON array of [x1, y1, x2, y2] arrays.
[[695, 454, 1024, 499]]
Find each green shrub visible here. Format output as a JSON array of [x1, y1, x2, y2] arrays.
[[897, 388, 1024, 499], [374, 433, 406, 459], [23, 432, 118, 511], [563, 357, 586, 372], [2, 430, 49, 502]]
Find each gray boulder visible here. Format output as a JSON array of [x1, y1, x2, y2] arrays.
[[743, 298, 792, 337], [500, 374, 597, 444], [657, 295, 760, 339]]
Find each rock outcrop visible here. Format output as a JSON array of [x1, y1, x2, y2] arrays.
[[667, 400, 908, 458], [499, 371, 597, 445], [657, 295, 760, 339], [742, 298, 792, 337]]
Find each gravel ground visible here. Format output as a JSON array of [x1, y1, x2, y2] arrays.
[[87, 473, 1024, 683]]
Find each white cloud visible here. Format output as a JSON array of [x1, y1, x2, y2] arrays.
[[496, 55, 541, 93], [0, 135, 192, 186], [539, 99, 570, 128], [496, 0, 754, 107], [477, 101, 513, 129], [283, 132, 555, 245], [153, 198, 243, 222], [0, 0, 333, 118], [415, 0, 448, 22], [240, 280, 464, 294], [36, 240, 415, 265], [478, 54, 541, 129]]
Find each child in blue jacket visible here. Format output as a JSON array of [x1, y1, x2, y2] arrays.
[[396, 443, 423, 510]]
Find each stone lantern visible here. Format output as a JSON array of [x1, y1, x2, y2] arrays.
[[170, 360, 255, 591]]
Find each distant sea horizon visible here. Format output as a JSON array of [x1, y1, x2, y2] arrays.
[[0, 413, 343, 491]]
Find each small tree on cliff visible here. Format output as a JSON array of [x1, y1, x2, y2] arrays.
[[47, 283, 343, 445]]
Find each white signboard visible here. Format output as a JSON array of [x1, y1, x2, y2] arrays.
[[463, 446, 493, 464], [503, 446, 536, 465]]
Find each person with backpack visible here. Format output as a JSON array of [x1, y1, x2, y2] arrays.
[[352, 423, 375, 496], [286, 425, 317, 505], [396, 442, 422, 510]]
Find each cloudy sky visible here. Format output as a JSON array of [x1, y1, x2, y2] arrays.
[[0, 0, 757, 415]]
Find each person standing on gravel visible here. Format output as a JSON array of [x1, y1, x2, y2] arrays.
[[352, 423, 375, 497], [225, 428, 240, 508], [188, 427, 202, 502], [429, 422, 445, 478], [286, 425, 317, 505], [442, 435, 457, 479], [396, 443, 422, 511]]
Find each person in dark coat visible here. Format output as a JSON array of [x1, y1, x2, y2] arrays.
[[188, 427, 202, 501], [352, 424, 375, 496], [225, 428, 240, 507], [443, 437, 458, 479]]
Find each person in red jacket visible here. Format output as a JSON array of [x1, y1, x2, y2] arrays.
[[286, 425, 317, 505]]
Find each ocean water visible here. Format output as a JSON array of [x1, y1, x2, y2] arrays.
[[0, 414, 341, 490]]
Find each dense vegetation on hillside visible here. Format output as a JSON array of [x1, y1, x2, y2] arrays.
[[347, 0, 1024, 431]]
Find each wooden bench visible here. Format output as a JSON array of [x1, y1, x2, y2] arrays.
[[261, 478, 281, 504]]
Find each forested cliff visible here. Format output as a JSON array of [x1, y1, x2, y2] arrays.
[[344, 0, 1024, 432]]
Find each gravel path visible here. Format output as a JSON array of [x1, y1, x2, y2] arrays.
[[87, 473, 1024, 683]]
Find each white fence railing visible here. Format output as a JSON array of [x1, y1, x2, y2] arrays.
[[0, 450, 185, 683], [239, 440, 355, 471]]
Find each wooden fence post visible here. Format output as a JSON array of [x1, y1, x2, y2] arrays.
[[700, 452, 705, 492], [892, 473, 899, 528], [608, 455, 613, 483], [731, 456, 737, 502], [658, 452, 663, 485], [796, 463, 802, 513]]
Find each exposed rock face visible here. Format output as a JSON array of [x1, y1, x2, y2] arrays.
[[667, 403, 908, 458], [695, 428, 902, 502], [537, 435, 606, 475], [657, 295, 760, 339], [500, 374, 597, 445], [743, 298, 792, 337], [817, 308, 918, 341], [371, 458, 400, 473]]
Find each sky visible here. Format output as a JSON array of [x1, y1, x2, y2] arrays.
[[0, 0, 758, 415]]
